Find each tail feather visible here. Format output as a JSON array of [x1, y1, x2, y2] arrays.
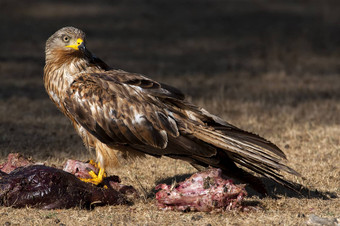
[[192, 126, 291, 172], [199, 107, 286, 158], [186, 124, 300, 192], [233, 155, 300, 192], [217, 127, 287, 159]]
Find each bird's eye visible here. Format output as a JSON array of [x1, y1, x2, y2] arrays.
[[62, 35, 70, 43]]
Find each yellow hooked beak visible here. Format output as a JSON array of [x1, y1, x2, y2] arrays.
[[66, 38, 83, 50]]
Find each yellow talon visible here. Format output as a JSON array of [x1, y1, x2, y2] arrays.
[[80, 161, 106, 185], [88, 159, 98, 168]]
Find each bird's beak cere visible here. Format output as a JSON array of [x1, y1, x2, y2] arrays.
[[66, 38, 84, 50]]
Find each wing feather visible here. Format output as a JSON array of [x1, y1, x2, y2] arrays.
[[64, 72, 179, 149]]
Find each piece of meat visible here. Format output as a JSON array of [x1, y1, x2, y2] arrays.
[[0, 165, 128, 209], [0, 153, 35, 174], [155, 168, 247, 212], [63, 159, 99, 179]]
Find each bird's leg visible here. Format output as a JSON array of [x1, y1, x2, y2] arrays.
[[79, 160, 106, 185]]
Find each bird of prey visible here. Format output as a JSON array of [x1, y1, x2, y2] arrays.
[[44, 27, 299, 193]]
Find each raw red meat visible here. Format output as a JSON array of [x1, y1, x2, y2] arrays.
[[156, 168, 247, 212], [63, 159, 99, 179], [0, 153, 35, 174]]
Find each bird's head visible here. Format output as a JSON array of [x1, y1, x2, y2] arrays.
[[45, 27, 91, 63]]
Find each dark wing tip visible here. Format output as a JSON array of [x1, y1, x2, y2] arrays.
[[159, 83, 185, 100]]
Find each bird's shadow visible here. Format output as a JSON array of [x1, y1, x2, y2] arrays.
[[255, 177, 338, 200], [148, 173, 338, 201]]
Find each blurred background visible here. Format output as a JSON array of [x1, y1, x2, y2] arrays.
[[0, 0, 339, 160]]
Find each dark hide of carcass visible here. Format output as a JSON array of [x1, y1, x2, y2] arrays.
[[0, 154, 137, 209], [0, 165, 128, 209], [63, 159, 138, 198], [156, 168, 247, 212]]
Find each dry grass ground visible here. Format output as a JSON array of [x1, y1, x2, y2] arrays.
[[0, 0, 339, 225]]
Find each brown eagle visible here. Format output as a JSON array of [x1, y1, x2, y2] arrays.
[[44, 27, 299, 193]]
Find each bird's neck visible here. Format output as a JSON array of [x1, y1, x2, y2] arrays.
[[44, 50, 95, 106], [45, 54, 86, 86], [44, 48, 110, 105]]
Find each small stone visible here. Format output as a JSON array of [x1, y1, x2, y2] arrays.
[[306, 214, 339, 225], [191, 215, 203, 221]]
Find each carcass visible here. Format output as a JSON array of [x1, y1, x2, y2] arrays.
[[0, 154, 137, 209], [156, 168, 247, 212]]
